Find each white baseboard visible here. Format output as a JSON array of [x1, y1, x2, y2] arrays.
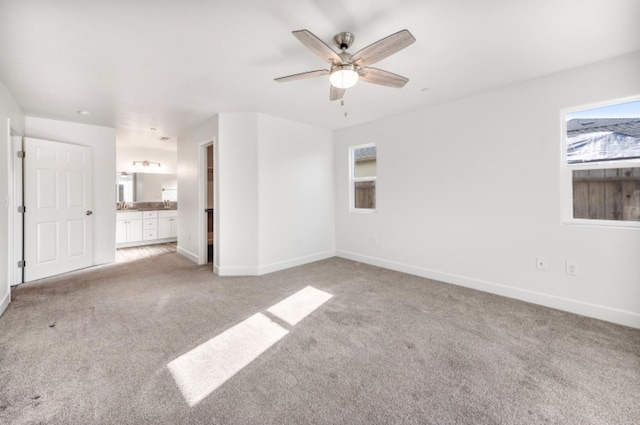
[[257, 250, 336, 276], [0, 289, 10, 318], [217, 266, 259, 276], [216, 250, 336, 277], [177, 246, 199, 264], [336, 250, 640, 329], [117, 238, 177, 249]]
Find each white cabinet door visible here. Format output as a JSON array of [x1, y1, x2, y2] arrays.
[[158, 217, 172, 239], [116, 212, 143, 244], [158, 211, 178, 239], [171, 218, 178, 237], [116, 220, 128, 244], [170, 218, 177, 237], [128, 219, 143, 242]]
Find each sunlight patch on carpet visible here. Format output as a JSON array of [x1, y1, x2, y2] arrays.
[[267, 286, 334, 325], [167, 286, 333, 406], [168, 313, 288, 407]]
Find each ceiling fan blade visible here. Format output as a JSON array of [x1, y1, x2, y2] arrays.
[[274, 69, 329, 83], [358, 67, 409, 88], [330, 85, 346, 101], [292, 30, 342, 64], [351, 29, 416, 66]]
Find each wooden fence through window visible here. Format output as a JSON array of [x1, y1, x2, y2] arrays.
[[354, 181, 376, 209], [572, 167, 640, 221]]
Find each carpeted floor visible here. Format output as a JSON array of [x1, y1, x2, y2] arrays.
[[0, 250, 638, 425]]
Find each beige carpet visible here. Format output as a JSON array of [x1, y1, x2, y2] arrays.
[[1, 250, 639, 425]]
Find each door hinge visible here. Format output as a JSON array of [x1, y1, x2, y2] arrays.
[[18, 260, 25, 268], [18, 205, 25, 213], [17, 150, 25, 158]]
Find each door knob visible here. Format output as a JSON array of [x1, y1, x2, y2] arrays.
[[86, 210, 93, 215]]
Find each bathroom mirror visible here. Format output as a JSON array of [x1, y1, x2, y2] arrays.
[[116, 172, 177, 202]]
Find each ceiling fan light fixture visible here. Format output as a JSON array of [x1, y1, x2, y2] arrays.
[[330, 64, 359, 89]]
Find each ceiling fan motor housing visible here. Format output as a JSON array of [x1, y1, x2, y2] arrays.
[[333, 32, 355, 51]]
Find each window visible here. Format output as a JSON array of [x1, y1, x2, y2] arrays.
[[350, 144, 377, 211], [563, 97, 640, 226]]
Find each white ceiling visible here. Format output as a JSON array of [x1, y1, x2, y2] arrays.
[[1, 0, 639, 149]]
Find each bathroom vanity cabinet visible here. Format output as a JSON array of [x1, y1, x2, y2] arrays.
[[117, 209, 177, 247]]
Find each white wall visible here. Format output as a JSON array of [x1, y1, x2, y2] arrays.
[[177, 113, 260, 273], [116, 145, 177, 175], [217, 113, 259, 274], [257, 113, 334, 274], [334, 52, 640, 328], [0, 80, 25, 317], [176, 115, 218, 263], [25, 117, 117, 266], [177, 112, 335, 276]]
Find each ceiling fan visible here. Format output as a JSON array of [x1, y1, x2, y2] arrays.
[[274, 29, 416, 101]]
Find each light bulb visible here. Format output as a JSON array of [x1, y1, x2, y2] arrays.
[[329, 65, 359, 89]]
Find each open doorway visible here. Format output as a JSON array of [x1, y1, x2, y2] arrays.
[[198, 138, 216, 270], [206, 144, 214, 264]]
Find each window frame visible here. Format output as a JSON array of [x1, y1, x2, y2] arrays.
[[349, 143, 377, 213], [560, 95, 640, 228]]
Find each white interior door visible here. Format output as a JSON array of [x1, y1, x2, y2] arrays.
[[24, 137, 93, 282]]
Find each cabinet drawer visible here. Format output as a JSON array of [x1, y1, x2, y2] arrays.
[[142, 210, 158, 219], [143, 229, 158, 240], [143, 219, 157, 230]]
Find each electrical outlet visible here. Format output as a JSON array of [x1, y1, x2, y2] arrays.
[[565, 261, 578, 276], [371, 235, 378, 244], [536, 256, 548, 270]]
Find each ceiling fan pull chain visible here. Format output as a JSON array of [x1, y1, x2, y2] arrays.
[[341, 99, 348, 117]]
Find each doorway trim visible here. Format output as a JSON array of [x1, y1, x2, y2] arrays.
[[2, 120, 17, 316], [198, 138, 217, 271]]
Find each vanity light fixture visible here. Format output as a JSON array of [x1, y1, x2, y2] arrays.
[[132, 160, 161, 168]]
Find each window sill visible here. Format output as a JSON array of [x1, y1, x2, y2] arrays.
[[350, 208, 377, 214], [563, 219, 640, 229]]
